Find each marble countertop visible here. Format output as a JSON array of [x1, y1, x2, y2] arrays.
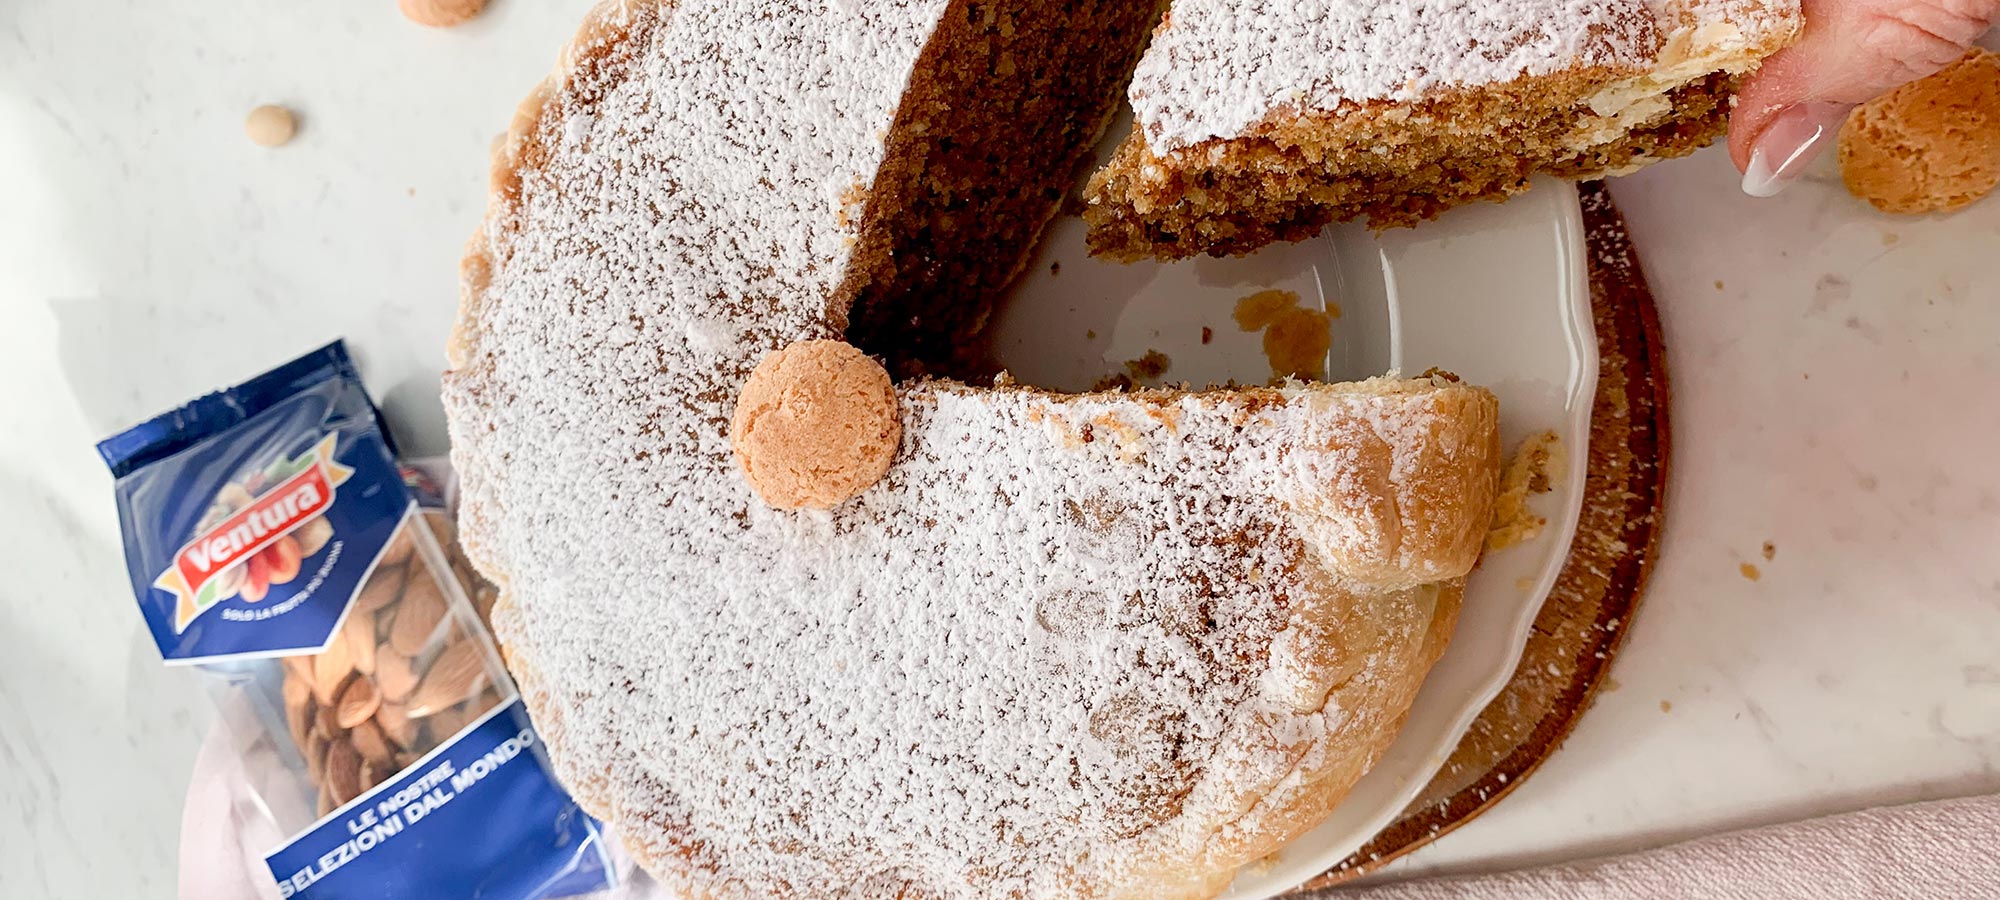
[[3, 2, 1995, 896]]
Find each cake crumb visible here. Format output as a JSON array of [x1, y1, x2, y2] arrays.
[[1050, 261, 1061, 276], [1200, 326, 1213, 345], [1882, 232, 1900, 247], [1660, 700, 1673, 713], [1761, 541, 1776, 561], [1601, 676, 1621, 693], [1740, 562, 1762, 582], [1713, 280, 1724, 290], [1124, 349, 1171, 380], [1232, 289, 1332, 381], [1487, 431, 1563, 551], [1085, 329, 1096, 340]]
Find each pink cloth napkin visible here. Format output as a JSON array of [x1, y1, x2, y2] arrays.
[[1325, 793, 2000, 900]]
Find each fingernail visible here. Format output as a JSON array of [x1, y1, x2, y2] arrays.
[[1742, 102, 1852, 198]]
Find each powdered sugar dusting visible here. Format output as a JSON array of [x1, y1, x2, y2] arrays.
[[443, 2, 1489, 897], [1129, 0, 1800, 152]]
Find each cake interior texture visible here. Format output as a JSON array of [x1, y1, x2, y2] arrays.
[[1085, 70, 1738, 262], [1082, 2, 1800, 261], [841, 0, 1166, 378]]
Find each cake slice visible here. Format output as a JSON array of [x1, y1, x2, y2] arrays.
[[1083, 0, 1802, 261]]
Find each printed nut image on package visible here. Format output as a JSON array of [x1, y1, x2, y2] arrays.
[[99, 342, 614, 900]]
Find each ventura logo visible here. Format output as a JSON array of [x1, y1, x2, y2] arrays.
[[157, 435, 354, 632]]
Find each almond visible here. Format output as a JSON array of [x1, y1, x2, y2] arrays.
[[428, 702, 473, 742], [349, 718, 397, 769], [295, 515, 334, 557], [244, 104, 297, 148], [354, 563, 407, 615], [380, 527, 415, 570], [344, 610, 378, 676], [424, 509, 456, 550], [213, 563, 247, 602], [282, 654, 313, 685], [408, 637, 486, 718], [306, 728, 331, 783], [217, 482, 255, 512], [335, 675, 382, 730], [466, 686, 502, 717], [311, 635, 355, 705], [388, 572, 447, 657], [376, 701, 421, 750], [375, 650, 420, 704], [473, 585, 499, 627], [325, 739, 363, 805], [283, 675, 314, 749]]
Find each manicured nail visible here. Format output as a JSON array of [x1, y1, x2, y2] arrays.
[[1742, 102, 1852, 198]]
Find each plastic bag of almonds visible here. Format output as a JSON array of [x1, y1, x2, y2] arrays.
[[101, 342, 615, 900]]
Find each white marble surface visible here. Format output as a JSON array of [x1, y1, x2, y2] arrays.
[[1, 2, 1995, 896]]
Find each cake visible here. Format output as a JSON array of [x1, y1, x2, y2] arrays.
[[442, 1, 1501, 898], [1083, 0, 1803, 261]]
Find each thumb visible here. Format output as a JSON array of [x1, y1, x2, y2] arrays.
[[1728, 0, 1998, 195]]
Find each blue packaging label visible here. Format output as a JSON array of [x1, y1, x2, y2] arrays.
[[266, 697, 612, 900], [100, 343, 411, 663]]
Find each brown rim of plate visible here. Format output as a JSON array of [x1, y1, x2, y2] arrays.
[[1292, 179, 1673, 891]]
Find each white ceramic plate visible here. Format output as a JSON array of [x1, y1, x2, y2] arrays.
[[987, 178, 1596, 899]]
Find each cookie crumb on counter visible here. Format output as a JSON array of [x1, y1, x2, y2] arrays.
[[1761, 541, 1776, 561], [1740, 562, 1762, 582]]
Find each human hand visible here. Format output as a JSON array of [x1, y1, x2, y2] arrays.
[[1729, 0, 1999, 195]]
